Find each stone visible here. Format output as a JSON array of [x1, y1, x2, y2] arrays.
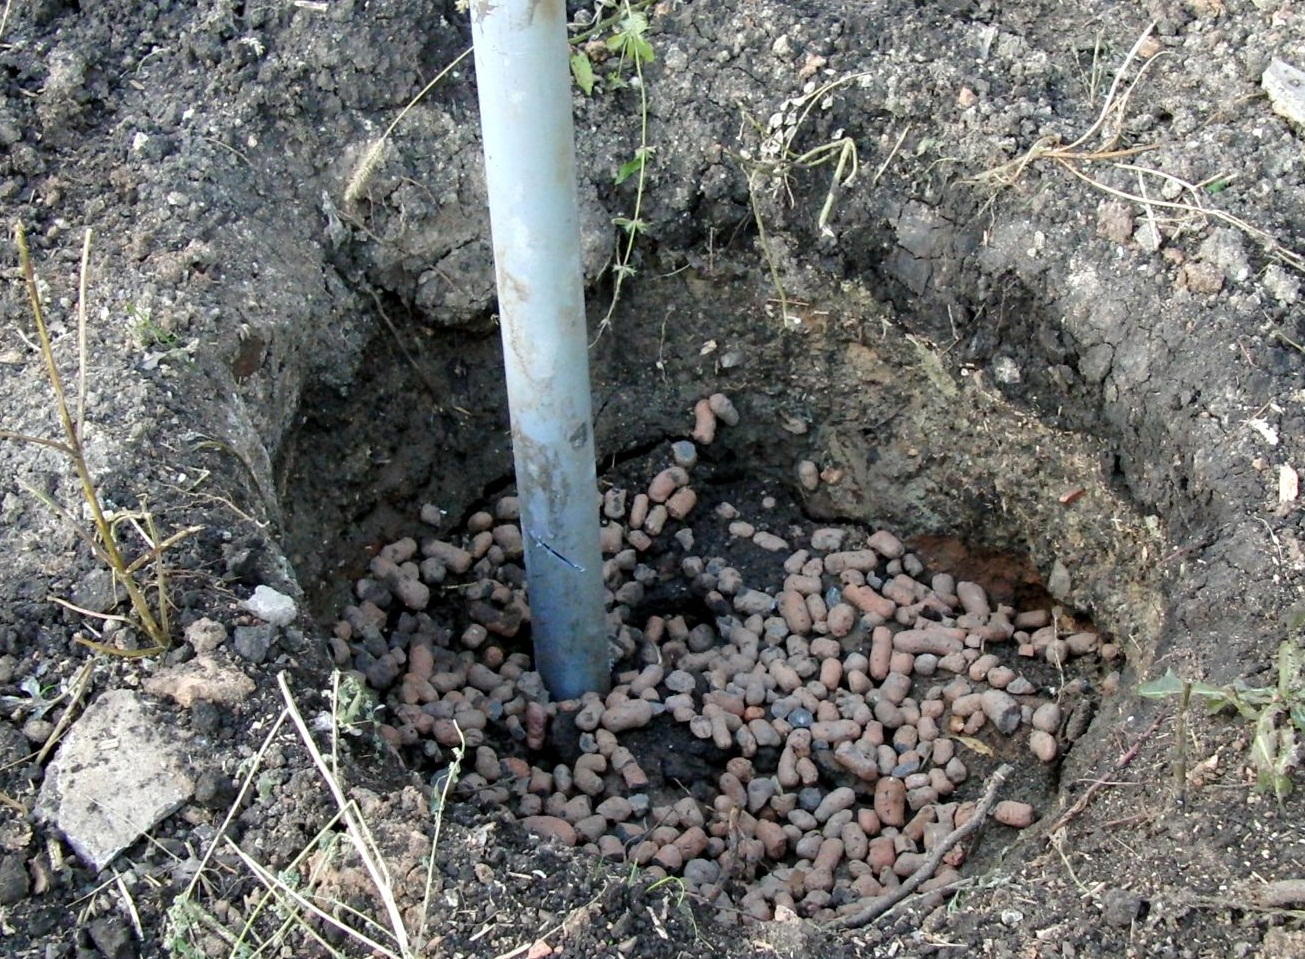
[[240, 585, 298, 626], [35, 689, 195, 870], [0, 854, 29, 906], [142, 656, 256, 706], [1029, 729, 1058, 762], [232, 623, 276, 664], [980, 689, 1022, 734], [184, 617, 227, 653], [1100, 887, 1144, 928], [519, 816, 577, 847], [994, 800, 1035, 828], [601, 698, 653, 733], [88, 915, 136, 959]]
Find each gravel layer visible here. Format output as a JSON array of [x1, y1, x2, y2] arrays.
[[331, 394, 1120, 923]]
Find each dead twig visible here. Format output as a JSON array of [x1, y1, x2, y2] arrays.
[[834, 763, 1014, 929], [1050, 714, 1163, 833]]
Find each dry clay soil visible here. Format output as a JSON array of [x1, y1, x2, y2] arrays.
[[3, 0, 1305, 957]]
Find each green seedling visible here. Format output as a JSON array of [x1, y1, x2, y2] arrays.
[[2, 225, 200, 654], [568, 1, 657, 335], [1139, 639, 1305, 802]]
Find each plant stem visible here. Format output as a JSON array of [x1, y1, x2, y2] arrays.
[[13, 223, 167, 646]]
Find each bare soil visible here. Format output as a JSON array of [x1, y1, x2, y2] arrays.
[[2, 1, 1305, 957]]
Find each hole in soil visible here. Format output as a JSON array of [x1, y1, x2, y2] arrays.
[[279, 269, 1158, 924]]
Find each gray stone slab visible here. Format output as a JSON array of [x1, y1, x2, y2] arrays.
[[35, 688, 194, 872]]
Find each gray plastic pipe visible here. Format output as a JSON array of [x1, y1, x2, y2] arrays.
[[470, 0, 611, 699]]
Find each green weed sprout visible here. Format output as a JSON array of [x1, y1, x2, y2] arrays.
[[569, 1, 657, 336], [2, 224, 199, 654], [1139, 639, 1305, 802]]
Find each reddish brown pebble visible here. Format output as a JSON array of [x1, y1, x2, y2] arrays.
[[867, 835, 896, 871], [675, 825, 711, 859], [869, 626, 894, 680], [955, 581, 991, 619], [648, 466, 690, 503], [601, 698, 653, 733], [666, 487, 698, 520], [755, 819, 788, 859], [994, 800, 1035, 828], [1029, 729, 1059, 762], [843, 584, 896, 621], [520, 816, 578, 847], [866, 530, 904, 558], [874, 777, 907, 827], [824, 550, 880, 573], [894, 628, 964, 656], [778, 590, 813, 635], [691, 398, 717, 445]]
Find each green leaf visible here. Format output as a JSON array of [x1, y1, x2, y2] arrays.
[[1279, 640, 1304, 698], [1136, 672, 1186, 698], [1252, 707, 1295, 801], [615, 154, 645, 185], [606, 12, 655, 64], [1137, 671, 1225, 700], [570, 52, 596, 95], [613, 216, 646, 235]]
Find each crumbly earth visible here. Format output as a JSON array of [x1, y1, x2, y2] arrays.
[[2, 1, 1305, 957]]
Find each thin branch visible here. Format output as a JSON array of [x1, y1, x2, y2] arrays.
[[834, 763, 1014, 929]]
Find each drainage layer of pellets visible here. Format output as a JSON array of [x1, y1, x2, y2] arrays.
[[329, 394, 1123, 924]]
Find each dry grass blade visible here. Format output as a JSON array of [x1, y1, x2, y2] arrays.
[[343, 47, 472, 205], [973, 21, 1305, 276], [4, 224, 204, 650], [225, 841, 403, 959], [277, 671, 412, 957]]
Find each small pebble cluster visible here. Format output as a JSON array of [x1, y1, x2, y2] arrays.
[[329, 393, 1121, 923]]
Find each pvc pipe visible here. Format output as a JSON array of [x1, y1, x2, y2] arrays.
[[470, 0, 611, 699]]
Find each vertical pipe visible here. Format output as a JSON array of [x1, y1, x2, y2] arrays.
[[470, 0, 611, 699]]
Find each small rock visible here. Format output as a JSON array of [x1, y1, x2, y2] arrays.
[[980, 689, 1021, 735], [797, 460, 820, 491], [691, 398, 717, 445], [813, 786, 856, 822], [520, 815, 577, 847], [0, 854, 29, 905], [671, 441, 698, 468], [1100, 887, 1144, 928], [21, 718, 54, 745], [1029, 729, 1058, 762], [733, 589, 776, 615], [993, 800, 1035, 828], [708, 393, 739, 426], [601, 698, 654, 733], [240, 585, 298, 627], [88, 915, 136, 959], [1031, 702, 1062, 733], [232, 624, 276, 664], [648, 467, 689, 503], [143, 657, 256, 706], [874, 777, 906, 827], [184, 618, 227, 653]]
